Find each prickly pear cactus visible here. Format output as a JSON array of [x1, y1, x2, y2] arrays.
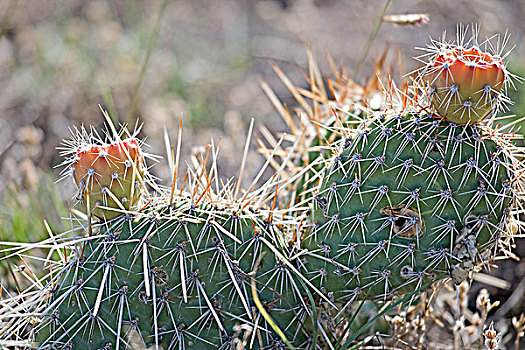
[[37, 198, 309, 349], [306, 110, 520, 311], [302, 28, 523, 314], [38, 127, 313, 349], [3, 28, 521, 350]]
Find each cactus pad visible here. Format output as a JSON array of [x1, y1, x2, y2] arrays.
[[37, 196, 310, 349], [306, 111, 519, 312]]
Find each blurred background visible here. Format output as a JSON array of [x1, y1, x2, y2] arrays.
[[0, 0, 524, 312]]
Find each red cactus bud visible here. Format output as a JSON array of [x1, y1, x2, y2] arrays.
[[424, 43, 508, 124], [72, 138, 143, 220]]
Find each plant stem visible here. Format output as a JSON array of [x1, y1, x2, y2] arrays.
[[353, 0, 392, 78], [126, 0, 168, 124]]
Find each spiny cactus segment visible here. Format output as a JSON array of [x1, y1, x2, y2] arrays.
[[258, 28, 524, 328], [306, 110, 520, 316], [38, 118, 324, 349], [417, 26, 519, 124], [37, 196, 309, 349]]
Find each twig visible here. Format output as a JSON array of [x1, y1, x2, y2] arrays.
[[353, 0, 392, 77], [126, 0, 168, 124]]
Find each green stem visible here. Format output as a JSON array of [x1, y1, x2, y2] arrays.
[[353, 0, 392, 77], [250, 252, 297, 350], [126, 0, 168, 124]]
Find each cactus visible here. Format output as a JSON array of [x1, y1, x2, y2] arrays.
[[306, 110, 519, 314], [1, 28, 523, 350], [37, 121, 321, 349], [37, 198, 311, 349], [261, 28, 524, 327]]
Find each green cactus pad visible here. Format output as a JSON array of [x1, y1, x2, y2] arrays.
[[306, 111, 516, 311], [36, 196, 311, 349]]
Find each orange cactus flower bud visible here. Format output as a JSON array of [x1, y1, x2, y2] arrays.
[[72, 138, 143, 220], [419, 27, 518, 124]]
